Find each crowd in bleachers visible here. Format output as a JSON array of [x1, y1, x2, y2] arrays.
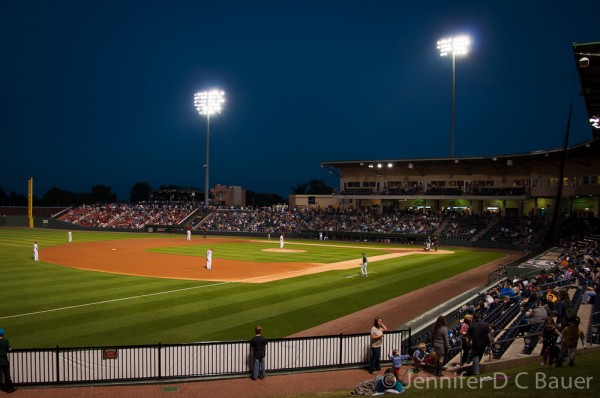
[[58, 202, 196, 229], [440, 211, 492, 240], [56, 203, 553, 247], [443, 237, 600, 368]]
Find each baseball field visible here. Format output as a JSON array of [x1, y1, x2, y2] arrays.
[[0, 227, 506, 348]]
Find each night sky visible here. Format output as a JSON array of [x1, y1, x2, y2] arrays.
[[2, 1, 599, 200]]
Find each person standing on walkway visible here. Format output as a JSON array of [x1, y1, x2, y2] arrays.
[[33, 241, 39, 261], [540, 318, 560, 366], [388, 348, 403, 380], [368, 318, 388, 374], [361, 253, 368, 277], [556, 316, 587, 367], [0, 328, 16, 393], [459, 314, 473, 366], [249, 326, 267, 380], [206, 248, 214, 270], [431, 315, 450, 376], [468, 313, 492, 375]]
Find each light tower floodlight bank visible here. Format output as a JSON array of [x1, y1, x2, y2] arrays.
[[437, 35, 471, 158], [194, 89, 226, 207]]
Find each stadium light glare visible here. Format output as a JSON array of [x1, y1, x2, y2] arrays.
[[194, 89, 226, 207], [437, 35, 471, 158]]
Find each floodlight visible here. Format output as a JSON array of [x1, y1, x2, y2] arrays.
[[194, 89, 226, 207], [437, 35, 472, 158]]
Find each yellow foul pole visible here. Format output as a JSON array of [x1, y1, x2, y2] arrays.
[[28, 177, 33, 228]]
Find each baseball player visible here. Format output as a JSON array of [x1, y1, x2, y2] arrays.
[[186, 228, 191, 241], [206, 248, 214, 270], [279, 234, 284, 249], [361, 252, 368, 277], [33, 241, 39, 261], [68, 231, 72, 243]]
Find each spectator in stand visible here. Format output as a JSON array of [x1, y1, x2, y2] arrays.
[[387, 348, 403, 380], [0, 328, 16, 393], [499, 282, 517, 301], [582, 285, 597, 304], [412, 343, 427, 373], [459, 314, 472, 366], [249, 326, 267, 380], [519, 300, 548, 336], [556, 317, 587, 367], [555, 289, 576, 330], [374, 371, 405, 394], [430, 315, 450, 377], [540, 318, 560, 367], [468, 313, 491, 375], [536, 269, 549, 285], [521, 284, 533, 302], [368, 318, 388, 374]]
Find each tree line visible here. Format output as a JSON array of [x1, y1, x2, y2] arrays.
[[0, 179, 333, 208]]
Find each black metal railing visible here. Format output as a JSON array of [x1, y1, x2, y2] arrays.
[[10, 330, 411, 386]]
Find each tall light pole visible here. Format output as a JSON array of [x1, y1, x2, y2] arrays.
[[437, 35, 471, 158], [194, 89, 225, 207]]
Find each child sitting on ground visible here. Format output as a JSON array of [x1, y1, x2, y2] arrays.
[[412, 343, 427, 373]]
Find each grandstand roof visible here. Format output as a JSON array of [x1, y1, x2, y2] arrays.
[[320, 138, 600, 174], [321, 42, 600, 174], [573, 41, 600, 135]]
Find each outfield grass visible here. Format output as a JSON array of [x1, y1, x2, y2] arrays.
[[0, 227, 504, 349]]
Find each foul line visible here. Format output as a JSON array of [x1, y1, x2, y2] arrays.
[[0, 281, 231, 320]]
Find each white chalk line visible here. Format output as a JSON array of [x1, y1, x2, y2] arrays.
[[0, 281, 231, 320]]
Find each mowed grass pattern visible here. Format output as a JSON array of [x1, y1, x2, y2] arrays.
[[0, 227, 504, 348]]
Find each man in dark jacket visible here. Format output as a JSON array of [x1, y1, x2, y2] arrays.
[[250, 326, 267, 380], [468, 314, 491, 375], [0, 328, 16, 393]]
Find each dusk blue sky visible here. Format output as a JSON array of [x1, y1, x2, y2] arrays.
[[2, 1, 599, 200]]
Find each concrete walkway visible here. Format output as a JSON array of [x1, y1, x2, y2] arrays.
[[7, 368, 379, 398]]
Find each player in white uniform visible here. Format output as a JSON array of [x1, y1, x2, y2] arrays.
[[186, 228, 191, 241], [33, 241, 39, 261], [206, 248, 213, 270], [361, 252, 368, 277], [68, 231, 72, 243], [279, 234, 284, 249]]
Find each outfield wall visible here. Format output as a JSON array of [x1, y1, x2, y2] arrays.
[[1, 216, 526, 251]]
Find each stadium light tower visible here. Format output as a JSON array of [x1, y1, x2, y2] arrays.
[[437, 35, 471, 158], [194, 89, 226, 207]]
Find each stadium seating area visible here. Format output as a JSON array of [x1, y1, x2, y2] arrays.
[[453, 237, 598, 363], [55, 203, 553, 247], [58, 202, 196, 229]]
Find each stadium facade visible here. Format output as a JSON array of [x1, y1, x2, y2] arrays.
[[289, 138, 599, 218]]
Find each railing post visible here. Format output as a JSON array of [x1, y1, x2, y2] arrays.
[[55, 345, 60, 384], [157, 343, 162, 380], [338, 333, 343, 366]]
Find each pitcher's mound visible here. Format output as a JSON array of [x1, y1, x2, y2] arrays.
[[262, 248, 307, 253]]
